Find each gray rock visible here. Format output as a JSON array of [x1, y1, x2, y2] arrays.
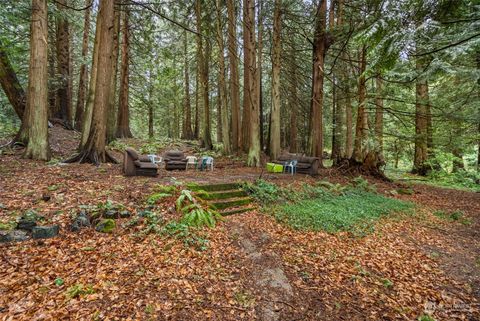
[[17, 219, 37, 232], [104, 210, 119, 219], [70, 212, 91, 232], [0, 230, 29, 243], [32, 225, 59, 239], [119, 210, 132, 218]]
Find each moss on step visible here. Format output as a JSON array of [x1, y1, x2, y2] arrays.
[[188, 183, 241, 192], [211, 197, 253, 210], [196, 189, 248, 200]]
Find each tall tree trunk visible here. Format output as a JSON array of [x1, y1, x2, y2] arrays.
[[24, 0, 50, 160], [217, 82, 222, 143], [374, 75, 384, 156], [194, 66, 199, 139], [245, 0, 260, 166], [80, 7, 102, 148], [215, 0, 231, 154], [148, 76, 154, 139], [227, 0, 241, 152], [242, 0, 252, 152], [195, 0, 212, 149], [182, 31, 193, 139], [71, 0, 115, 164], [74, 0, 91, 131], [412, 56, 430, 175], [54, 0, 73, 129], [329, 0, 341, 163], [257, 0, 264, 151], [352, 45, 368, 162], [310, 0, 327, 165], [288, 52, 298, 153], [116, 7, 133, 138], [106, 3, 120, 143], [269, 0, 281, 160], [0, 40, 26, 120]]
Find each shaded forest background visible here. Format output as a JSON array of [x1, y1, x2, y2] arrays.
[[0, 0, 479, 177]]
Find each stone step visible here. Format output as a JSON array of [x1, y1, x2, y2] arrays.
[[188, 182, 241, 192], [220, 206, 257, 216], [210, 197, 253, 210], [196, 189, 248, 201]]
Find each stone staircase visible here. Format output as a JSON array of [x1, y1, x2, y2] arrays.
[[188, 182, 256, 216]]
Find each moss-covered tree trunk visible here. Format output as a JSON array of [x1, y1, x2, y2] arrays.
[[182, 30, 193, 140], [374, 75, 384, 157], [23, 0, 50, 161]]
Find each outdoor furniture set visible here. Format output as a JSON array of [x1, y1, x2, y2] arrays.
[[123, 148, 214, 177]]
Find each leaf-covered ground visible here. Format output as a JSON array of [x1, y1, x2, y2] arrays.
[[0, 131, 479, 320]]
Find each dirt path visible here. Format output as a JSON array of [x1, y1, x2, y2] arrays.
[[227, 218, 295, 320]]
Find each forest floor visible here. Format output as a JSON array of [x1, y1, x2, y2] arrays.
[[0, 125, 479, 320]]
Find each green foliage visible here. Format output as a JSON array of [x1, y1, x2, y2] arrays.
[[146, 193, 172, 205], [352, 176, 377, 193], [176, 190, 221, 228], [242, 180, 287, 204], [54, 278, 64, 286], [418, 315, 436, 321], [95, 219, 116, 233], [433, 210, 471, 225], [107, 140, 128, 152], [65, 284, 95, 299], [427, 169, 480, 192], [274, 189, 414, 235]]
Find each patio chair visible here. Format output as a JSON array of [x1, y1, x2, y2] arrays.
[[186, 156, 198, 169], [199, 156, 214, 171], [147, 154, 162, 164], [284, 160, 297, 175]]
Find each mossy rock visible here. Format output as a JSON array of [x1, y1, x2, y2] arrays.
[[95, 219, 116, 233]]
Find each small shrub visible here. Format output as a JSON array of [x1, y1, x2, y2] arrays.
[[242, 179, 286, 204], [352, 176, 377, 193]]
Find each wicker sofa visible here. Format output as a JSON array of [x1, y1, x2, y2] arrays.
[[273, 153, 320, 175], [164, 150, 188, 171], [123, 148, 158, 177]]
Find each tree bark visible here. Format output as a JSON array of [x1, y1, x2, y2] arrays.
[[195, 0, 212, 149], [148, 74, 154, 139], [227, 0, 241, 152], [182, 30, 193, 140], [24, 0, 50, 160], [352, 45, 368, 162], [80, 6, 101, 148], [0, 40, 26, 120], [310, 0, 327, 165], [106, 3, 120, 143], [242, 0, 252, 152], [257, 0, 264, 152], [412, 57, 430, 175], [269, 0, 281, 160], [288, 52, 298, 153], [215, 0, 231, 154], [71, 0, 116, 164], [74, 0, 91, 131], [54, 0, 73, 129], [245, 0, 260, 166], [374, 75, 384, 156], [194, 66, 199, 139], [116, 6, 133, 138], [344, 73, 353, 158]]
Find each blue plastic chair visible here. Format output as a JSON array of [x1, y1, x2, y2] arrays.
[[284, 160, 297, 175]]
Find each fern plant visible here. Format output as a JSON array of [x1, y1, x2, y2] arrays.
[[176, 190, 221, 228]]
